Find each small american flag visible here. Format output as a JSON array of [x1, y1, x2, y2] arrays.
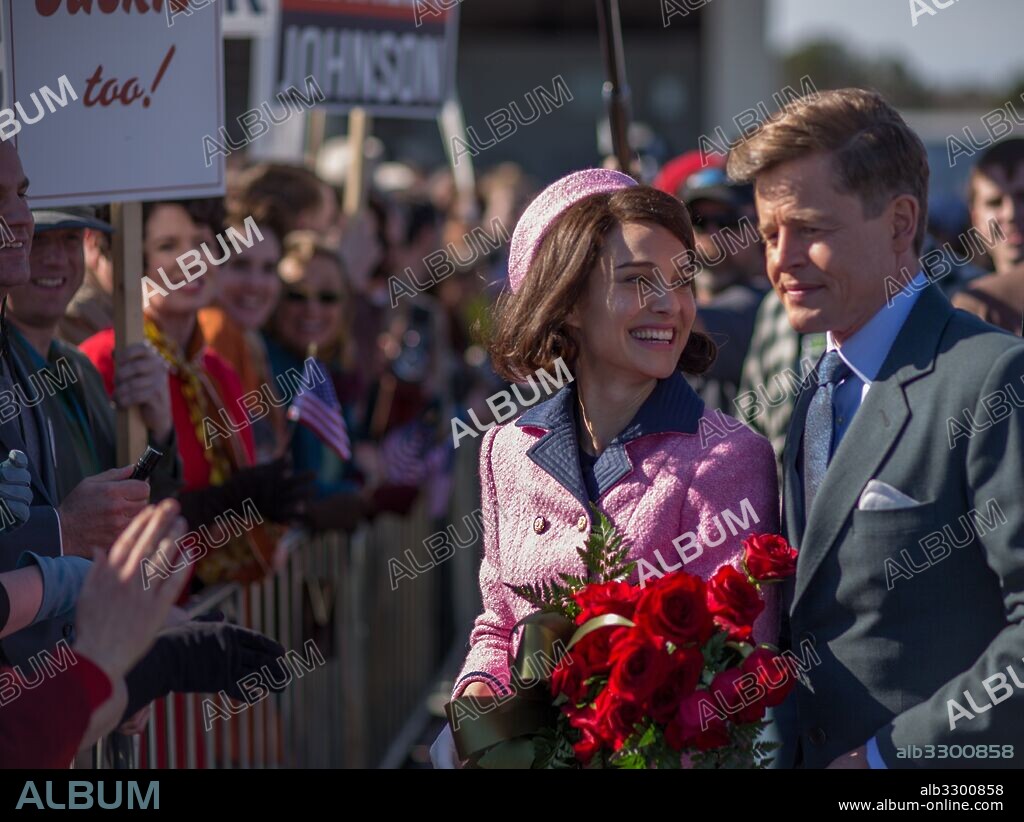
[[380, 420, 433, 485], [287, 359, 351, 460]]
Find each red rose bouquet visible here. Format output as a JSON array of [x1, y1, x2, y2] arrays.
[[446, 508, 799, 768]]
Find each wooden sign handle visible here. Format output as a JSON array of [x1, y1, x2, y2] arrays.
[[343, 108, 370, 216], [110, 201, 148, 466]]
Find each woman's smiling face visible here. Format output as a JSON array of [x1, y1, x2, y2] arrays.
[[217, 226, 282, 330], [275, 254, 345, 355], [143, 204, 217, 317], [567, 221, 695, 382]]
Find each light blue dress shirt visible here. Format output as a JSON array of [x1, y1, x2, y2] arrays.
[[827, 271, 928, 769], [829, 272, 928, 448]]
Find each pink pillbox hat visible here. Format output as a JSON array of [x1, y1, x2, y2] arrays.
[[506, 168, 637, 293]]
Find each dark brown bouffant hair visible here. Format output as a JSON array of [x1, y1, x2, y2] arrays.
[[727, 88, 930, 255], [233, 163, 324, 242], [488, 186, 716, 383]]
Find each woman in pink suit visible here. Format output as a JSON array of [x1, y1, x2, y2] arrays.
[[434, 169, 779, 764]]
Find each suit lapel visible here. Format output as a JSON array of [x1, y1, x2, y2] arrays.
[[517, 372, 704, 511], [789, 285, 952, 610], [6, 342, 58, 507], [519, 383, 591, 511], [0, 389, 56, 508], [526, 422, 591, 511]]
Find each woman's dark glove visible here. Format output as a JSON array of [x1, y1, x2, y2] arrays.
[[177, 456, 315, 529], [299, 492, 368, 533], [121, 620, 287, 720], [366, 484, 420, 519]]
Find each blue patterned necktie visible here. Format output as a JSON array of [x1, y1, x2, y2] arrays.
[[802, 349, 852, 514]]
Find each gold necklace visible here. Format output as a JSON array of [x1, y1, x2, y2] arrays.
[[577, 390, 599, 454]]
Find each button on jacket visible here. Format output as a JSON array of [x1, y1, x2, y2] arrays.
[[454, 371, 780, 697]]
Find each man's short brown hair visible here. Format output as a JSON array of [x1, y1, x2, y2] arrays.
[[968, 137, 1024, 207], [727, 88, 929, 254]]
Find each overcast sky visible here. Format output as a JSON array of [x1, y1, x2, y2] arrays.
[[769, 0, 1024, 89]]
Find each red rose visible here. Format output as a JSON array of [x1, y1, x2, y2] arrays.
[[634, 571, 713, 647], [710, 668, 766, 724], [573, 580, 641, 626], [742, 647, 796, 707], [607, 632, 671, 702], [550, 651, 588, 704], [571, 625, 628, 679], [743, 534, 798, 582], [706, 564, 764, 642], [665, 690, 729, 751], [594, 688, 646, 750], [566, 704, 604, 765], [648, 646, 704, 723]]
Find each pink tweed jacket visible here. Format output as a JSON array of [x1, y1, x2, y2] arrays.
[[454, 373, 781, 697]]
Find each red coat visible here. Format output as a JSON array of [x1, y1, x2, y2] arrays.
[[79, 328, 255, 490], [0, 656, 111, 768]]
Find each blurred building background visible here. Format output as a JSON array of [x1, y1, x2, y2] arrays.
[[220, 0, 1024, 208]]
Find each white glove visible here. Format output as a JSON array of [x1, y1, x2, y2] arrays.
[[430, 724, 462, 769]]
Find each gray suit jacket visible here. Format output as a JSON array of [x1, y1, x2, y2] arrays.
[[0, 343, 67, 668], [779, 284, 1024, 768], [0, 336, 182, 669]]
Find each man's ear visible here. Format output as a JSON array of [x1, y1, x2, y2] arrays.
[[890, 194, 919, 254]]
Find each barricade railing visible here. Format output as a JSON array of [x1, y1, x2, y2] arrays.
[[90, 438, 483, 769]]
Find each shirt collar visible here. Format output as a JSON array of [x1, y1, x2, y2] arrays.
[[516, 369, 704, 440], [826, 270, 928, 384]]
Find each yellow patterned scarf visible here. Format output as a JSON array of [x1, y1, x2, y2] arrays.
[[143, 318, 276, 584], [144, 317, 240, 485]]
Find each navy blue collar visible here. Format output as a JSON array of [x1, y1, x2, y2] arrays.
[[516, 370, 704, 437], [516, 371, 704, 511]]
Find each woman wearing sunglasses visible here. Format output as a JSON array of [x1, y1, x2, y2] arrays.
[[264, 231, 370, 531]]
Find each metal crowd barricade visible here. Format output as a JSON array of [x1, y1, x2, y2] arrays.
[[91, 438, 484, 769]]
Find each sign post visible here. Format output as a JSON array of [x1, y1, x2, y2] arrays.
[[109, 201, 145, 461]]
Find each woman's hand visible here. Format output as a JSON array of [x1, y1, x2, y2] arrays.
[[73, 500, 189, 683], [71, 501, 188, 749], [430, 682, 496, 768], [117, 704, 152, 736], [461, 681, 496, 699], [112, 343, 173, 443]]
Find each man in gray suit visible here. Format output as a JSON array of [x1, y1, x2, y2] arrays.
[[0, 141, 151, 668], [729, 88, 1024, 769]]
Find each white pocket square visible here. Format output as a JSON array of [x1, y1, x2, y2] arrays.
[[857, 480, 923, 511]]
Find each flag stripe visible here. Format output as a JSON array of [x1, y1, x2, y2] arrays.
[[287, 359, 351, 461]]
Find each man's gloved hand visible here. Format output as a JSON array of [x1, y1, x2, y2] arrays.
[[176, 457, 314, 530], [121, 620, 287, 720], [0, 450, 32, 534]]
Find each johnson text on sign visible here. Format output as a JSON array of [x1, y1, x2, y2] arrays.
[[277, 0, 460, 119]]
